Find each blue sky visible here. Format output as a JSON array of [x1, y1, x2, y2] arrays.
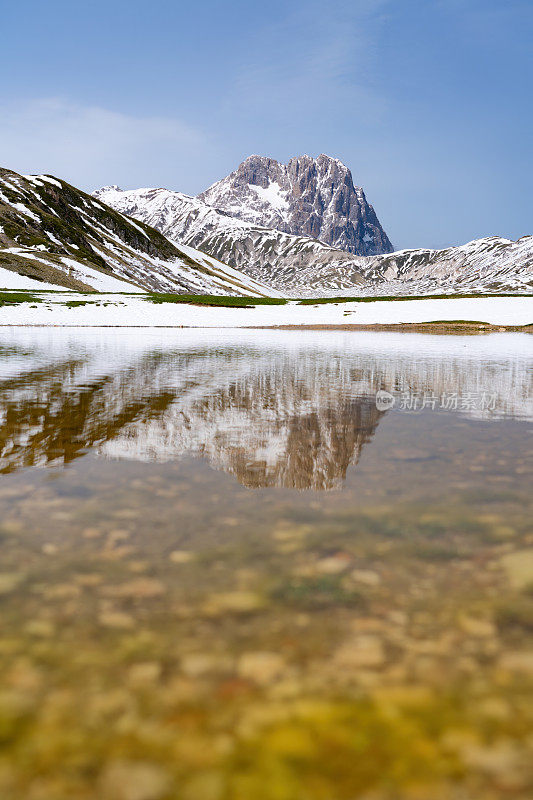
[[1, 0, 531, 249]]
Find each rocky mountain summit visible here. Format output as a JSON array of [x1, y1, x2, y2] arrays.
[[93, 152, 533, 297], [199, 154, 393, 256]]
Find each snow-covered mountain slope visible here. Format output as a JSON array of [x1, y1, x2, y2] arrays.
[[94, 185, 366, 292], [95, 184, 532, 296], [278, 235, 533, 296], [198, 154, 393, 256], [0, 168, 275, 296], [352, 235, 533, 296]]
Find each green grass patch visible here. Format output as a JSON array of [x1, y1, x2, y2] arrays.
[[143, 293, 287, 308], [0, 291, 43, 307], [297, 292, 533, 305]]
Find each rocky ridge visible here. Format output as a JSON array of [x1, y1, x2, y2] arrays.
[[350, 235, 533, 296]]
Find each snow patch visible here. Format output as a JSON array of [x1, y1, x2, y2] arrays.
[[45, 231, 63, 246], [250, 182, 289, 215], [33, 176, 62, 188], [58, 257, 145, 293]]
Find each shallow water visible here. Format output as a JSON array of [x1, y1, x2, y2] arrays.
[[0, 329, 532, 800]]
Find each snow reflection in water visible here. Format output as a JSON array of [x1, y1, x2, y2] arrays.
[[1, 329, 532, 486]]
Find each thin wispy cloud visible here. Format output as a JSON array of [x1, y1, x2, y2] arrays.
[[0, 1, 529, 247], [229, 0, 390, 123], [0, 98, 214, 191]]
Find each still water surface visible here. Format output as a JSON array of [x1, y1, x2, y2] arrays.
[[0, 329, 532, 800]]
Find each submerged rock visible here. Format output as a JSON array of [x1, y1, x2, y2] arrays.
[[203, 591, 265, 616], [238, 651, 287, 686], [99, 760, 171, 800], [333, 635, 386, 669], [499, 548, 533, 590]]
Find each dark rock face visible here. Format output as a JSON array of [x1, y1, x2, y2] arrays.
[[199, 154, 393, 256]]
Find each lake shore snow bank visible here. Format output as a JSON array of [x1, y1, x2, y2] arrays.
[[0, 293, 532, 329]]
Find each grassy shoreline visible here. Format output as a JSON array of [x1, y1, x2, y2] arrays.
[[1, 291, 531, 332], [2, 289, 533, 308], [297, 291, 533, 304]]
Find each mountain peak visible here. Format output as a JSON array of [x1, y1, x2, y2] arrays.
[[290, 153, 347, 169], [199, 154, 392, 256]]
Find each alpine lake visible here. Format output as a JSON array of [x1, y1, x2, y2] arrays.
[[0, 328, 531, 800]]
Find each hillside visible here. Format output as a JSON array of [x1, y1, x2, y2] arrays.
[[354, 235, 533, 296], [94, 185, 366, 293], [96, 183, 532, 295], [0, 168, 275, 296]]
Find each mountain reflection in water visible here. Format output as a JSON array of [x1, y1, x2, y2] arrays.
[[1, 329, 531, 488], [0, 328, 532, 800]]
